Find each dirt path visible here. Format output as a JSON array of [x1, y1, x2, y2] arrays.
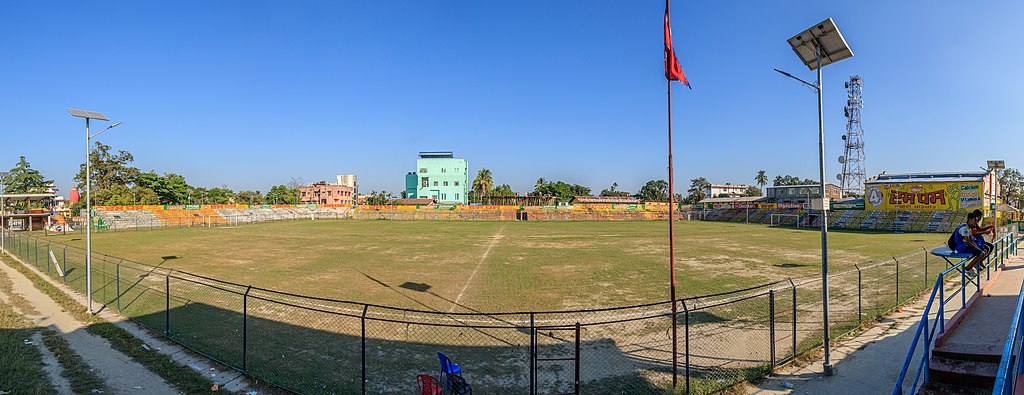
[[0, 260, 180, 394], [31, 331, 74, 394]]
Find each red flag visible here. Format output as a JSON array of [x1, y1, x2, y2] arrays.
[[664, 1, 690, 88]]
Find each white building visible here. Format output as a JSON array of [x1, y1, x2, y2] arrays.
[[335, 174, 357, 193], [703, 184, 748, 198]]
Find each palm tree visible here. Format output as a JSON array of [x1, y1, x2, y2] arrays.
[[533, 177, 547, 195], [755, 170, 768, 195], [473, 169, 494, 198]]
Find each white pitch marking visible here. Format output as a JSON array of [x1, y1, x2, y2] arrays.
[[449, 224, 507, 312]]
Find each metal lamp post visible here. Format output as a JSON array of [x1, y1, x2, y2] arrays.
[[987, 160, 1005, 237], [776, 18, 854, 376], [68, 109, 122, 314]]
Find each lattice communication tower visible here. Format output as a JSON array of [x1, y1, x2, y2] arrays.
[[839, 75, 866, 196]]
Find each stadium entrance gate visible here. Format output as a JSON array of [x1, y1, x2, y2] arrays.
[[532, 323, 580, 395]]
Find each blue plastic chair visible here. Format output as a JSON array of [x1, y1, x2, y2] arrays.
[[437, 352, 462, 392]]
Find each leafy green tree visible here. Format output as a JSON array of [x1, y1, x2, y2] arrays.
[[93, 185, 160, 205], [772, 175, 815, 186], [191, 187, 208, 204], [364, 190, 392, 205], [235, 190, 264, 205], [6, 156, 51, 194], [638, 179, 669, 202], [136, 171, 191, 204], [684, 177, 710, 204], [265, 185, 298, 204], [205, 187, 235, 204], [491, 184, 515, 197], [472, 169, 494, 197], [744, 185, 762, 197], [600, 182, 631, 197], [998, 168, 1023, 208], [5, 156, 53, 208], [74, 142, 140, 191], [755, 170, 768, 194], [535, 180, 590, 203]]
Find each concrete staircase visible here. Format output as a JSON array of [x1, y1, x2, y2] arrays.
[[919, 342, 1000, 393], [917, 255, 1024, 394]]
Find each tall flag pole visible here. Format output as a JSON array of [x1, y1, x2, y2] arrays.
[[664, 0, 690, 390]]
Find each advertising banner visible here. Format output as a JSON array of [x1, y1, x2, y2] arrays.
[[831, 201, 865, 210], [865, 182, 982, 211], [757, 203, 778, 209]]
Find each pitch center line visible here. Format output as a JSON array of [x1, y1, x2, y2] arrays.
[[449, 224, 507, 312]]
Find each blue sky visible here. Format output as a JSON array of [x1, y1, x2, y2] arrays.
[[2, 1, 1021, 197]]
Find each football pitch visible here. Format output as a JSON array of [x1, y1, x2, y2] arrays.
[[42, 219, 940, 312]]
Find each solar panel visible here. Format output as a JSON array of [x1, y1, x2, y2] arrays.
[[67, 108, 109, 121], [787, 18, 854, 71]]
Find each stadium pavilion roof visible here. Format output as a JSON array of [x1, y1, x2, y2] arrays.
[[0, 193, 56, 202], [867, 171, 988, 184]]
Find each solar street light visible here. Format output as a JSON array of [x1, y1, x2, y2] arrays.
[[68, 108, 122, 314], [778, 18, 854, 377]]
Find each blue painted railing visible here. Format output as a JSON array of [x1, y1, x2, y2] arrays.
[[993, 236, 1024, 395], [893, 233, 1016, 394]]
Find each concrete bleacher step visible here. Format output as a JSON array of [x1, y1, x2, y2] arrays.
[[917, 381, 990, 394], [932, 342, 1003, 363], [927, 355, 998, 389]]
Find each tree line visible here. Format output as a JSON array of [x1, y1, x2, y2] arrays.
[[6, 148, 1024, 210], [0, 143, 305, 214]]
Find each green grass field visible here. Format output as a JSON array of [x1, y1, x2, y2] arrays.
[[40, 220, 942, 312]]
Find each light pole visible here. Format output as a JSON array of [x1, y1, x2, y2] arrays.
[[777, 18, 854, 376], [0, 171, 8, 254], [987, 161, 1005, 237], [68, 109, 122, 314]]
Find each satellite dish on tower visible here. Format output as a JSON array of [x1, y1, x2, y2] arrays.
[[841, 134, 847, 140], [838, 156, 846, 164], [837, 174, 843, 181]]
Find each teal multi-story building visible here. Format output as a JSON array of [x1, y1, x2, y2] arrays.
[[413, 151, 469, 204]]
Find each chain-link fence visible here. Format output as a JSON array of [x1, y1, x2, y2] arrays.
[[1, 230, 983, 394]]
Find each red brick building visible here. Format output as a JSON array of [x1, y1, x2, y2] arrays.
[[298, 182, 354, 205]]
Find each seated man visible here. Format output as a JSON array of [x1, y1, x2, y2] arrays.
[[969, 209, 995, 254], [955, 211, 991, 271]]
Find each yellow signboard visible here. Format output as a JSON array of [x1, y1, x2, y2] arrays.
[[865, 182, 983, 211]]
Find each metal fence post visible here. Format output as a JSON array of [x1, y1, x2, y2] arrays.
[[243, 285, 251, 372], [530, 312, 536, 395], [790, 278, 797, 358], [165, 270, 171, 337], [116, 260, 122, 313], [923, 247, 929, 290], [855, 264, 862, 325], [574, 322, 581, 395], [361, 305, 368, 395], [46, 242, 51, 273], [682, 299, 690, 395], [893, 257, 900, 306], [961, 264, 967, 309], [62, 246, 68, 284], [769, 289, 776, 367]]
